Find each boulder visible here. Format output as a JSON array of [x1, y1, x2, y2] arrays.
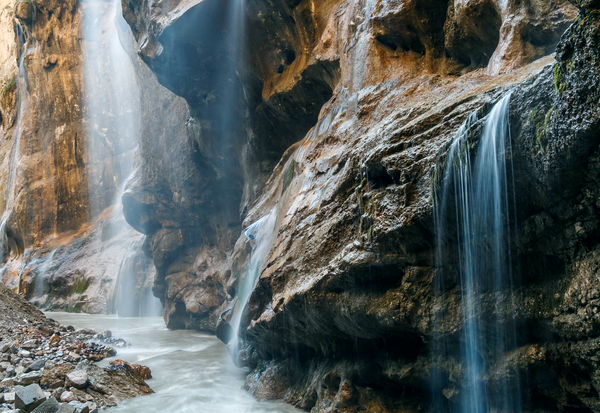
[[15, 371, 42, 385], [47, 380, 64, 390], [31, 397, 60, 413], [21, 340, 39, 350], [65, 371, 87, 389], [67, 353, 81, 362], [25, 359, 46, 373], [19, 350, 32, 358], [67, 401, 89, 413], [15, 384, 46, 412], [108, 360, 152, 380], [59, 392, 77, 403], [1, 377, 14, 387], [97, 331, 111, 340]]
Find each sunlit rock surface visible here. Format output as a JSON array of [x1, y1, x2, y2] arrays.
[[0, 0, 183, 314]]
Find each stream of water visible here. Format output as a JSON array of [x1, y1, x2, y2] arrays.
[[47, 312, 301, 413], [434, 93, 521, 412]]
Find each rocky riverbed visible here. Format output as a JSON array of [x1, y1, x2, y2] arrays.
[[0, 284, 153, 412]]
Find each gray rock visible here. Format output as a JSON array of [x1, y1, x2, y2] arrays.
[[31, 397, 60, 413], [20, 341, 38, 350], [67, 401, 89, 413], [15, 384, 45, 412], [15, 371, 41, 386], [24, 360, 45, 373], [59, 392, 76, 403], [98, 330, 111, 339], [56, 403, 76, 413], [0, 344, 9, 353], [64, 371, 86, 390]]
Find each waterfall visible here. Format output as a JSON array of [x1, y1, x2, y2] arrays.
[[0, 33, 31, 262], [81, 0, 162, 316], [229, 210, 278, 352], [434, 93, 521, 412], [82, 0, 140, 217]]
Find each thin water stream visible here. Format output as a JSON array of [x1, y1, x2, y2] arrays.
[[47, 313, 301, 413], [433, 93, 521, 412]]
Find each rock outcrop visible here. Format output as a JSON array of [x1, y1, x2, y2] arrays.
[[0, 0, 186, 314], [117, 0, 600, 411]]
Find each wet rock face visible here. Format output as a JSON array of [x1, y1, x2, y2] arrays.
[[119, 0, 600, 411], [0, 0, 188, 313]]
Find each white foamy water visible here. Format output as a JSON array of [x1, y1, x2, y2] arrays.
[[46, 313, 301, 413]]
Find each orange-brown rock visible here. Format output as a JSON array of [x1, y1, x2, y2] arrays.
[[109, 359, 152, 380], [0, 0, 188, 315]]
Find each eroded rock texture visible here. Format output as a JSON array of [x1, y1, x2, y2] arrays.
[[117, 0, 600, 411], [0, 0, 185, 314]]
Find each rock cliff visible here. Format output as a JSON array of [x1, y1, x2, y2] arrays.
[[0, 0, 185, 315], [117, 0, 600, 411], [2, 0, 600, 411]]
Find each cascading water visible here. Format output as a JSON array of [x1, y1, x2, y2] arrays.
[[0, 29, 29, 263], [79, 0, 162, 316], [81, 0, 140, 216], [434, 93, 522, 412], [229, 210, 278, 354]]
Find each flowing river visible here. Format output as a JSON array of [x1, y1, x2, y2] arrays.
[[46, 313, 301, 413]]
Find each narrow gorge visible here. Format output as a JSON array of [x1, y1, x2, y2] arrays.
[[1, 0, 600, 411]]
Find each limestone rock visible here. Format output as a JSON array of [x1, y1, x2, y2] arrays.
[[31, 397, 60, 413], [16, 371, 42, 386], [65, 371, 87, 389], [56, 403, 76, 413], [115, 0, 600, 410], [15, 1, 33, 22], [67, 401, 89, 413], [15, 384, 46, 412], [108, 360, 151, 380], [59, 392, 77, 403], [24, 359, 45, 373]]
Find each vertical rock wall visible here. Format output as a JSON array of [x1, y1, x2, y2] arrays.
[[0, 0, 186, 315], [119, 0, 600, 411]]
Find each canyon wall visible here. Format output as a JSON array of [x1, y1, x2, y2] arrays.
[[0, 0, 186, 315], [1, 0, 599, 411], [120, 0, 600, 411]]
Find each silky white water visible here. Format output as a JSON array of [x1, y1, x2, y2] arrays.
[[434, 93, 521, 412], [47, 312, 301, 413]]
